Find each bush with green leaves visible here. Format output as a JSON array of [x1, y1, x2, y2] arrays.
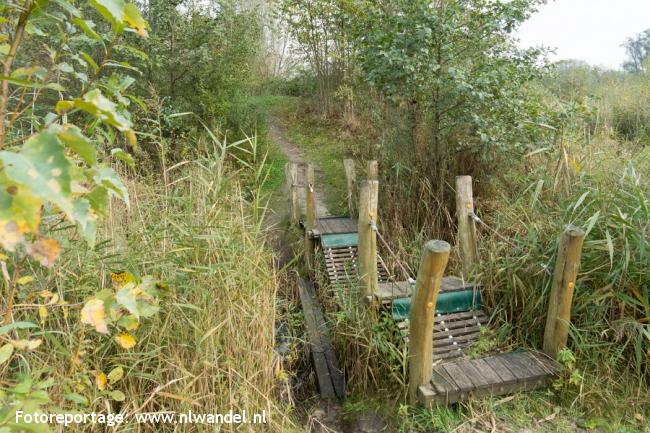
[[0, 1, 164, 430]]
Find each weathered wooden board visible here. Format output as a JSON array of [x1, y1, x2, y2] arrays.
[[418, 351, 562, 406], [313, 217, 358, 237], [297, 277, 345, 398]]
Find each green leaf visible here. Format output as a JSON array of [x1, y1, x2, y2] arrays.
[[57, 125, 97, 165], [0, 128, 73, 216], [87, 186, 109, 216], [115, 286, 138, 317], [74, 89, 132, 131], [90, 0, 125, 27], [110, 390, 125, 401], [107, 366, 124, 384], [80, 52, 99, 73], [92, 166, 129, 203], [65, 392, 89, 405], [0, 76, 64, 91], [0, 321, 38, 336], [110, 148, 134, 167], [71, 198, 97, 244], [72, 18, 102, 41], [52, 0, 82, 17]]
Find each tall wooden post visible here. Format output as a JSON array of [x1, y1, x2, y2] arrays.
[[543, 225, 586, 358], [408, 240, 450, 404], [343, 159, 356, 217], [367, 160, 378, 181], [455, 176, 478, 275], [357, 180, 378, 299], [286, 162, 299, 225], [304, 164, 317, 272]]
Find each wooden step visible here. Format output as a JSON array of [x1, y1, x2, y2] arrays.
[[418, 351, 562, 406]]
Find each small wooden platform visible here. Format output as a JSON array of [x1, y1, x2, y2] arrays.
[[312, 216, 358, 237], [418, 351, 562, 406], [297, 277, 345, 399]]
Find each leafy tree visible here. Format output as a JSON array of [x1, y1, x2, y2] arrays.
[[139, 0, 263, 134], [349, 0, 548, 196], [623, 29, 650, 73]]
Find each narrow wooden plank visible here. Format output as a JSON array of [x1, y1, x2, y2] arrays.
[[297, 277, 344, 398], [442, 363, 474, 392]]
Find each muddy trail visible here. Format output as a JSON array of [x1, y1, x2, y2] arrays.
[[266, 118, 389, 433]]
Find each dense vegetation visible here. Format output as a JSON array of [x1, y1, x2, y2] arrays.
[[277, 0, 649, 430], [0, 0, 648, 432]]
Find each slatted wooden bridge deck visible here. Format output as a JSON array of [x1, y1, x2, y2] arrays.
[[290, 161, 581, 406]]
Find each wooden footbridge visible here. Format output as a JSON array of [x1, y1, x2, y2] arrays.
[[287, 160, 585, 406]]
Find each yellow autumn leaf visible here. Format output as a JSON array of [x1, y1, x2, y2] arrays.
[[16, 275, 33, 285], [38, 305, 48, 324], [125, 129, 138, 148], [11, 339, 42, 350], [96, 372, 107, 391], [115, 332, 136, 349], [111, 271, 137, 289], [0, 253, 8, 260], [80, 299, 109, 334], [123, 4, 148, 38]]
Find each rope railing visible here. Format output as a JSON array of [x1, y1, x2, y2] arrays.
[[370, 220, 416, 287]]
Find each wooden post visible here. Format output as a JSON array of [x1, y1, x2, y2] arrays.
[[543, 225, 586, 358], [357, 180, 378, 299], [304, 164, 317, 272], [286, 162, 299, 225], [367, 160, 378, 181], [343, 159, 356, 217], [408, 240, 450, 404], [455, 176, 478, 275]]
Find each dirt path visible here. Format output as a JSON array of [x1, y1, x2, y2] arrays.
[[267, 118, 389, 433], [269, 119, 330, 218]]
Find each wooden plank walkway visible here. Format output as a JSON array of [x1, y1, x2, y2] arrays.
[[297, 277, 345, 399], [418, 351, 561, 406]]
